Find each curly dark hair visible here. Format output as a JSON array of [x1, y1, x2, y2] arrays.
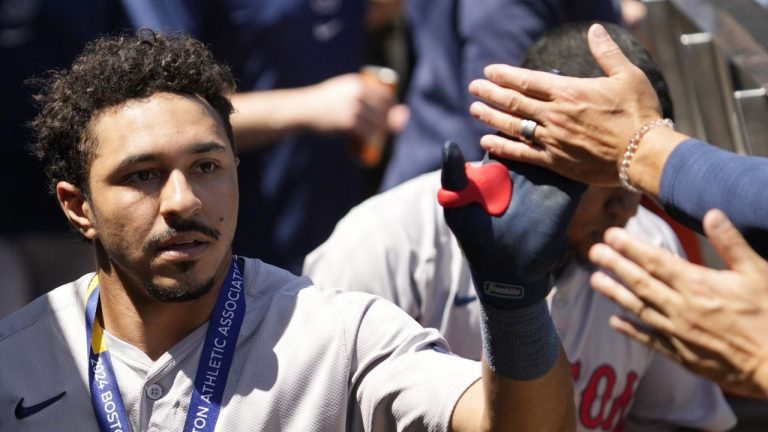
[[30, 29, 236, 194]]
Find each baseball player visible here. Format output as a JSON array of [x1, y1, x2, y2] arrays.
[[304, 23, 736, 431], [1, 30, 579, 431]]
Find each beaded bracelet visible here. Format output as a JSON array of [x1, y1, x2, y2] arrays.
[[619, 118, 675, 192]]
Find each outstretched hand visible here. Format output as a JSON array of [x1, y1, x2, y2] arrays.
[[589, 209, 768, 397], [438, 141, 585, 309], [466, 23, 673, 187]]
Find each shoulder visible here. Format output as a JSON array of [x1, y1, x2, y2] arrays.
[[320, 171, 441, 242], [303, 171, 448, 282], [0, 273, 92, 343], [245, 257, 445, 361], [345, 170, 442, 225], [0, 274, 92, 411], [245, 257, 413, 329]]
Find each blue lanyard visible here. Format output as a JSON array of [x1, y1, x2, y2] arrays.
[[85, 256, 246, 432]]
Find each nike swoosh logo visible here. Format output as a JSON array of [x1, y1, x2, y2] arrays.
[[453, 293, 478, 307], [313, 18, 344, 42], [15, 392, 66, 419]]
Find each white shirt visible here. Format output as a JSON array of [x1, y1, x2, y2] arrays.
[[305, 171, 736, 431], [0, 258, 480, 431]]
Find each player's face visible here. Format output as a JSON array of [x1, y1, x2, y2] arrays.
[[567, 186, 640, 260], [81, 92, 238, 302]]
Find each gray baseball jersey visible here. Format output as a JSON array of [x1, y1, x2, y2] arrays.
[[304, 171, 736, 431], [0, 258, 481, 431]]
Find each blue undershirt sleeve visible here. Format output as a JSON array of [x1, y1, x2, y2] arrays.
[[660, 139, 768, 256]]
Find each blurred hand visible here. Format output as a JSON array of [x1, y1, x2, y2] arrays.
[[621, 0, 648, 29], [589, 209, 768, 397], [387, 103, 409, 134], [306, 73, 396, 141]]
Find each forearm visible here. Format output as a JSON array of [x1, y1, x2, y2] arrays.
[[484, 349, 574, 431], [657, 139, 768, 255], [480, 301, 574, 430], [451, 349, 574, 431], [624, 125, 688, 198], [451, 300, 576, 431], [229, 88, 318, 150]]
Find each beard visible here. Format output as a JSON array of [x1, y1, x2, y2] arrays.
[[94, 235, 226, 303], [143, 258, 223, 302], [87, 196, 234, 304], [145, 273, 217, 302]]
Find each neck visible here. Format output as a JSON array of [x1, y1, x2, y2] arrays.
[[99, 286, 220, 360], [93, 250, 231, 360]]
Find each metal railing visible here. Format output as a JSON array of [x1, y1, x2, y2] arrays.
[[640, 0, 768, 155]]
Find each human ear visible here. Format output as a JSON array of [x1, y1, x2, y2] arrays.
[[56, 181, 97, 240]]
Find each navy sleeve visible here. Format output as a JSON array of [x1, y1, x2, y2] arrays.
[[457, 0, 557, 162], [660, 139, 768, 256]]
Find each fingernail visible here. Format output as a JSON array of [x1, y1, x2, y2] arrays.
[[484, 65, 498, 79], [591, 271, 610, 284], [592, 24, 608, 40], [470, 80, 488, 95], [590, 271, 618, 295], [469, 101, 483, 117], [588, 243, 609, 262], [707, 209, 727, 229], [479, 135, 494, 149], [603, 227, 627, 245]]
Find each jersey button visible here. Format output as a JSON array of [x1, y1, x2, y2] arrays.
[[146, 384, 164, 400]]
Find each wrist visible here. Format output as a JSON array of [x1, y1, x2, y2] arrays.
[[619, 118, 673, 193], [621, 123, 687, 197], [480, 299, 561, 380], [290, 85, 327, 132], [470, 271, 555, 311]]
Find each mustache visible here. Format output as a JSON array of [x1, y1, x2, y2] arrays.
[[145, 219, 221, 251]]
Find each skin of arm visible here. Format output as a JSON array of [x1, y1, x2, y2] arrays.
[[588, 208, 768, 398], [465, 23, 690, 197], [451, 349, 576, 431], [230, 73, 396, 151]]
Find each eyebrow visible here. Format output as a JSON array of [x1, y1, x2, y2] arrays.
[[114, 142, 228, 171], [190, 142, 228, 155]]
